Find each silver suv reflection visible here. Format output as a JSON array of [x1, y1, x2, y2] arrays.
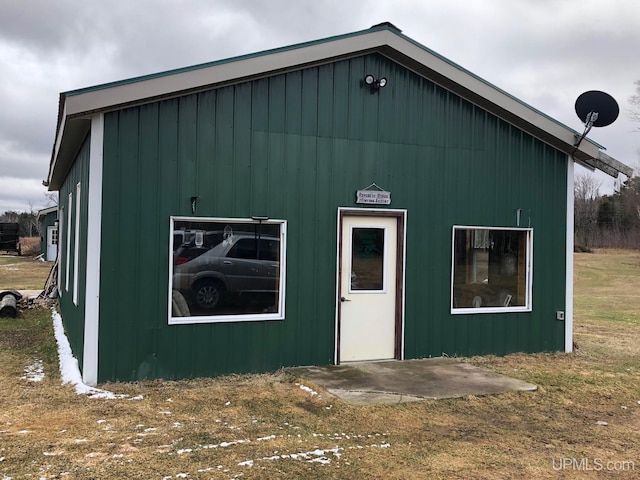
[[172, 234, 280, 310]]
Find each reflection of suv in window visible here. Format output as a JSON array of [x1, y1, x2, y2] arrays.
[[172, 234, 280, 310], [173, 231, 226, 265]]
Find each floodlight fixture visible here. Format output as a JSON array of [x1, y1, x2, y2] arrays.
[[363, 74, 387, 93]]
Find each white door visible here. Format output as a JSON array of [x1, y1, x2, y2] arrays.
[[46, 226, 58, 261], [339, 215, 399, 362]]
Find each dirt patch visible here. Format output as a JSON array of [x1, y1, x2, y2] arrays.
[[0, 329, 39, 350]]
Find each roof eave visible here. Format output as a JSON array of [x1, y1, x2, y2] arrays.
[[50, 25, 630, 183]]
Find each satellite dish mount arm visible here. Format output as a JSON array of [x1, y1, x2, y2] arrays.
[[573, 111, 598, 149]]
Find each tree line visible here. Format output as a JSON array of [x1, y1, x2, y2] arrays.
[[575, 172, 640, 250], [0, 209, 41, 238], [575, 80, 639, 250]]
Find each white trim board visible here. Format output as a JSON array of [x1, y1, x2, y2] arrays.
[[50, 26, 627, 190], [82, 114, 104, 386], [565, 157, 575, 353]]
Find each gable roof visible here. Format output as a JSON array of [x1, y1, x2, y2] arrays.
[[37, 205, 57, 221], [48, 23, 631, 189]]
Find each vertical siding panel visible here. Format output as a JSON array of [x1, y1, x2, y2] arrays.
[[156, 99, 179, 378], [215, 87, 235, 212], [281, 133, 302, 366], [99, 114, 119, 380], [251, 79, 269, 131], [113, 108, 140, 379], [406, 74, 421, 146], [285, 71, 302, 135], [135, 103, 161, 379], [302, 68, 319, 136], [348, 57, 365, 141], [314, 136, 336, 363], [197, 90, 216, 213], [332, 62, 349, 138], [175, 95, 199, 376], [190, 91, 217, 377], [234, 83, 252, 215], [268, 76, 286, 133], [296, 135, 320, 362], [317, 64, 334, 138]]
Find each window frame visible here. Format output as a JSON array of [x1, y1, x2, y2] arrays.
[[58, 207, 64, 295], [73, 182, 81, 305], [65, 192, 72, 292], [348, 224, 389, 294], [450, 225, 533, 314], [168, 216, 287, 325]]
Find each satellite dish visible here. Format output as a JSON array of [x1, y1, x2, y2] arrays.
[[575, 90, 619, 127]]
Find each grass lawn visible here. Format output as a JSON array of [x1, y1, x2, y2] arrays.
[[0, 254, 54, 291], [0, 249, 639, 479]]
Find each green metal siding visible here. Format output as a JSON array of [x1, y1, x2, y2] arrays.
[[58, 134, 90, 369], [98, 53, 567, 382], [39, 211, 57, 256]]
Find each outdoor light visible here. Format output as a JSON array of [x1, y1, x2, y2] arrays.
[[363, 74, 387, 93]]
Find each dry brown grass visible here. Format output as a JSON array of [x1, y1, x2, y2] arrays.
[[19, 236, 42, 257], [1, 250, 639, 479], [0, 253, 53, 291]]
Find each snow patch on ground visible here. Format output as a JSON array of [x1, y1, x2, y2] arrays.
[[20, 359, 44, 382], [237, 442, 391, 467], [51, 308, 143, 400], [296, 383, 318, 396]]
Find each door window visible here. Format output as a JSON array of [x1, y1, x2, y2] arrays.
[[350, 227, 385, 291]]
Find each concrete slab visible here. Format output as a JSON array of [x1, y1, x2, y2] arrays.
[[18, 290, 43, 300], [289, 358, 537, 406]]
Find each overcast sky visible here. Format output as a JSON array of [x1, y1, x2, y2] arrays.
[[1, 0, 638, 214]]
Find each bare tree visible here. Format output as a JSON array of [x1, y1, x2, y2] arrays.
[[574, 172, 602, 248], [44, 192, 58, 206], [629, 80, 640, 126]]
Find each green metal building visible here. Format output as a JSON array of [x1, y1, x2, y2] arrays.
[[37, 206, 58, 261], [47, 24, 629, 384]]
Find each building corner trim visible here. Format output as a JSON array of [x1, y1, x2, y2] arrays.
[[565, 157, 574, 353], [83, 114, 104, 385]]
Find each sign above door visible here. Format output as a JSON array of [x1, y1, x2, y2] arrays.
[[356, 183, 391, 205]]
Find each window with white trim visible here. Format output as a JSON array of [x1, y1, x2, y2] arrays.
[[73, 182, 81, 305], [451, 226, 532, 313], [65, 192, 72, 292], [169, 217, 286, 324], [58, 207, 64, 295]]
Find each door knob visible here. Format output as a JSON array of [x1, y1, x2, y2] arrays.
[[340, 296, 351, 302]]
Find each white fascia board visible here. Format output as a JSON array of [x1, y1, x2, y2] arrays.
[[382, 33, 603, 159], [37, 206, 58, 219], [62, 32, 386, 117], [61, 27, 604, 163], [49, 100, 68, 184]]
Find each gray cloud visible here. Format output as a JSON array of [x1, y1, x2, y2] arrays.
[[1, 0, 638, 213]]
